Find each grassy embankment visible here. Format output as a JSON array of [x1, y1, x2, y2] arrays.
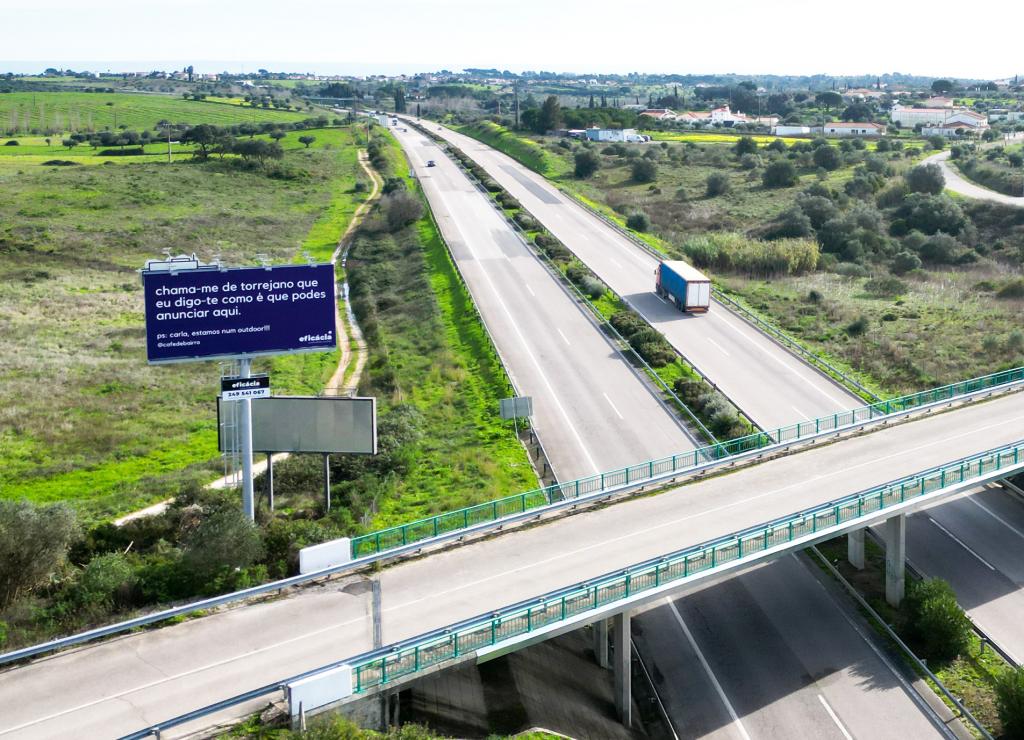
[[342, 130, 537, 527], [0, 91, 310, 135], [456, 121, 1022, 395], [0, 125, 368, 523]]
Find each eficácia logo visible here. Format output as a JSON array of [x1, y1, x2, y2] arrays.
[[299, 331, 334, 343]]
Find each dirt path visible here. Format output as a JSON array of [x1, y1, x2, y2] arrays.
[[117, 149, 383, 524]]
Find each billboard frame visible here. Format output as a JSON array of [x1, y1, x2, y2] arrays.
[[217, 395, 378, 455]]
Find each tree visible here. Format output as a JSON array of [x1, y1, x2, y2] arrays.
[[815, 91, 843, 111], [891, 250, 922, 274], [813, 144, 842, 171], [393, 86, 406, 114], [234, 139, 284, 166], [268, 130, 286, 143], [842, 103, 874, 121], [900, 193, 965, 235], [182, 124, 226, 160], [186, 65, 194, 83], [382, 191, 423, 231], [734, 136, 758, 156], [536, 95, 562, 134], [0, 501, 79, 608], [931, 79, 954, 95], [298, 135, 316, 149], [706, 172, 731, 196], [62, 139, 77, 150], [631, 158, 657, 183], [905, 163, 945, 194], [574, 149, 600, 179], [762, 160, 798, 188]]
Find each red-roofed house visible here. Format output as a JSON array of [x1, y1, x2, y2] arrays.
[[639, 108, 677, 121]]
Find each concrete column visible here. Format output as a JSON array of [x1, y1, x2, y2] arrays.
[[884, 514, 906, 607], [613, 611, 632, 727], [593, 619, 610, 669], [848, 528, 865, 570]]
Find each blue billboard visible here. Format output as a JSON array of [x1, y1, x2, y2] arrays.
[[142, 263, 337, 364]]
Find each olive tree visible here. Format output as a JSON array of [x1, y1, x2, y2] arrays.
[[0, 501, 79, 608]]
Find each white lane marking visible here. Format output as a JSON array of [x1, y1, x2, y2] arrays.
[[442, 193, 601, 474], [817, 694, 854, 740], [603, 392, 624, 420], [19, 413, 1020, 733], [665, 598, 752, 740], [928, 517, 996, 571], [968, 494, 1024, 541], [792, 406, 810, 420], [609, 258, 623, 269], [712, 310, 853, 409], [525, 284, 536, 297], [557, 328, 571, 346], [707, 337, 730, 357]]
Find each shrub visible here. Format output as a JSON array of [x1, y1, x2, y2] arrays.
[[382, 191, 423, 231], [762, 160, 798, 188], [739, 153, 761, 170], [182, 508, 264, 587], [631, 158, 657, 183], [1007, 330, 1024, 353], [381, 176, 406, 195], [813, 145, 842, 171], [513, 211, 539, 231], [0, 501, 79, 608], [891, 250, 922, 275], [919, 232, 961, 263], [626, 212, 650, 231], [796, 194, 839, 229], [863, 276, 907, 297], [905, 163, 945, 195], [903, 578, 971, 662], [3, 140, 18, 146], [565, 263, 606, 300], [899, 193, 965, 235], [67, 553, 135, 613], [706, 172, 731, 196], [574, 150, 600, 178], [765, 208, 812, 239], [995, 667, 1024, 739], [734, 136, 758, 156], [845, 315, 869, 336], [997, 278, 1024, 299]]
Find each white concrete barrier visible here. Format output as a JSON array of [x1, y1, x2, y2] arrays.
[[298, 537, 352, 574], [288, 664, 353, 726]]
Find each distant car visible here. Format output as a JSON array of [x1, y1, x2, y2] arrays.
[[426, 160, 436, 167]]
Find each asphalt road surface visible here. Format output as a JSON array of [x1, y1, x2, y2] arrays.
[[925, 150, 1024, 207], [4, 391, 1018, 739]]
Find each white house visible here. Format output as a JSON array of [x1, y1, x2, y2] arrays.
[[945, 110, 988, 128], [639, 108, 676, 121], [922, 121, 982, 138], [924, 96, 955, 108], [823, 121, 886, 137], [711, 105, 746, 125], [890, 104, 951, 126], [772, 125, 813, 136], [584, 128, 644, 143]]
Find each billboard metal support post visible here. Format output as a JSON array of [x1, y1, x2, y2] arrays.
[[239, 358, 255, 521], [266, 453, 275, 511], [323, 453, 331, 512]]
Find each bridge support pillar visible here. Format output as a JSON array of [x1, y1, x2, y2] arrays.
[[884, 514, 906, 608], [848, 528, 865, 570], [613, 610, 632, 727], [593, 618, 610, 669]]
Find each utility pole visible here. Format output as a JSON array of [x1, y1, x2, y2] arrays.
[[514, 82, 520, 128], [166, 125, 172, 163]]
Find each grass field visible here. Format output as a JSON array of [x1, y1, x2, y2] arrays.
[[0, 91, 312, 135], [0, 127, 368, 522], [345, 131, 537, 526]]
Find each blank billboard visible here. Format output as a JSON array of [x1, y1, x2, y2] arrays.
[[219, 396, 376, 454]]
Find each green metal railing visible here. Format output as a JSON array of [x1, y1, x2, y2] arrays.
[[350, 366, 1024, 559], [351, 438, 1024, 693]]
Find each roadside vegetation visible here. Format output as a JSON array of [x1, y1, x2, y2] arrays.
[[455, 118, 1023, 395], [0, 123, 534, 652], [952, 143, 1024, 197]]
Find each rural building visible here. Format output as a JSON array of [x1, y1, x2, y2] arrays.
[[822, 121, 886, 137], [772, 125, 813, 136], [639, 108, 677, 121], [584, 128, 645, 142], [890, 104, 951, 126], [945, 110, 988, 128], [924, 96, 955, 108], [922, 121, 983, 138], [844, 88, 887, 100], [989, 110, 1024, 123]]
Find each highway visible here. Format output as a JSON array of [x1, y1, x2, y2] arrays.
[[5, 390, 1018, 738], [389, 125, 693, 481], [421, 119, 1024, 686]]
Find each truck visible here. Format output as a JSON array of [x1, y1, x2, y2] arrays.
[[655, 261, 711, 313]]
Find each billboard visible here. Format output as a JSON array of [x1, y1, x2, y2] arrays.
[[219, 396, 377, 454], [142, 263, 337, 364]]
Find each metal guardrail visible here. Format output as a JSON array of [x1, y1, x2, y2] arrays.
[[3, 366, 1021, 668], [810, 546, 993, 739], [120, 439, 1024, 739], [350, 366, 1024, 557], [347, 439, 1024, 691], [429, 124, 719, 444]]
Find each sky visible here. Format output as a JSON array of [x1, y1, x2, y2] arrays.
[[2, 0, 1022, 80]]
